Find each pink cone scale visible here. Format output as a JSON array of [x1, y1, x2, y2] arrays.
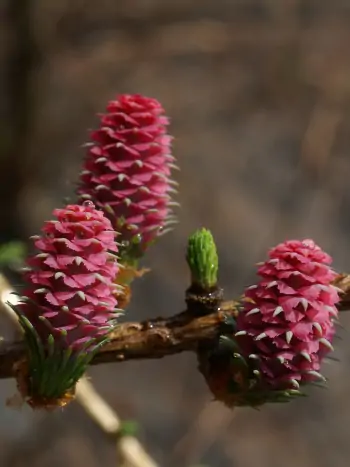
[[236, 239, 340, 391], [78, 94, 178, 261]]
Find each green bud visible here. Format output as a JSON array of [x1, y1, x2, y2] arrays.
[[186, 228, 218, 289]]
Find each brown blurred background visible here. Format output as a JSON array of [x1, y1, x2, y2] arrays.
[[1, 1, 350, 466]]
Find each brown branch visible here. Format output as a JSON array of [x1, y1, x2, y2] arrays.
[[0, 273, 349, 381], [0, 304, 233, 380]]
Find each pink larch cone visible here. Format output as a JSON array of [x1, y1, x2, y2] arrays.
[[236, 239, 340, 390], [14, 202, 121, 407], [77, 94, 178, 261], [19, 201, 120, 351], [198, 239, 341, 408]]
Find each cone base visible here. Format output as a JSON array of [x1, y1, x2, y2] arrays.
[[13, 358, 76, 410]]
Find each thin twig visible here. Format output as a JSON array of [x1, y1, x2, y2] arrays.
[[76, 378, 158, 467], [0, 274, 158, 467]]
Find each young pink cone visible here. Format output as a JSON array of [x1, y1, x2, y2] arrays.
[[14, 201, 121, 406], [78, 94, 178, 262], [236, 239, 340, 391], [199, 239, 341, 408]]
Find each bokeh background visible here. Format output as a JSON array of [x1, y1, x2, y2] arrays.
[[1, 1, 350, 466]]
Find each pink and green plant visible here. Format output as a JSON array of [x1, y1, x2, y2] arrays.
[[2, 93, 344, 412], [78, 94, 178, 266], [199, 239, 340, 407], [13, 201, 121, 406]]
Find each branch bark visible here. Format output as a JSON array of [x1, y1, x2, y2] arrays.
[[0, 304, 233, 380], [0, 274, 349, 381]]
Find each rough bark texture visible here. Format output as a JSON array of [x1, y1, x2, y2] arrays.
[[0, 279, 349, 381], [0, 308, 228, 379]]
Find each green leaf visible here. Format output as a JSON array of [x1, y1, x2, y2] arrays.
[[15, 312, 104, 400]]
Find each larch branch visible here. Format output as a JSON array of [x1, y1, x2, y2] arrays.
[[0, 275, 349, 381], [0, 304, 233, 380]]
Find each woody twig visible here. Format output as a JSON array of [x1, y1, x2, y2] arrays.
[[0, 274, 349, 381]]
